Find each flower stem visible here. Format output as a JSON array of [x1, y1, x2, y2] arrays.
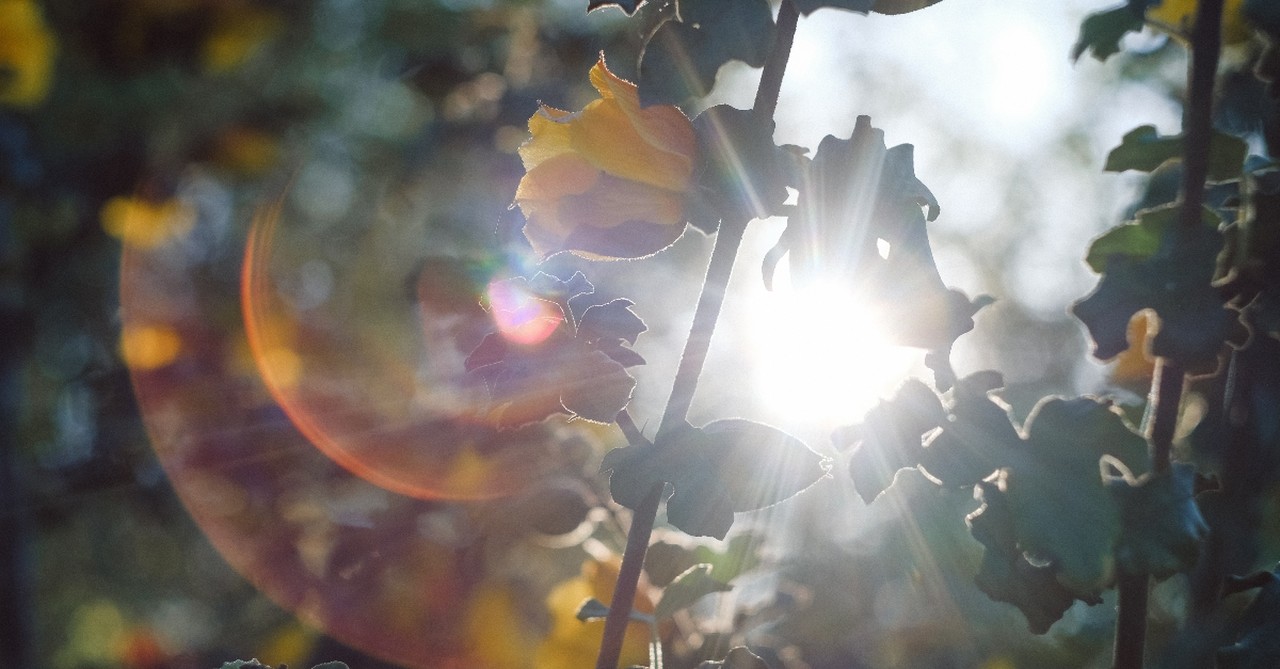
[[594, 4, 800, 667], [1113, 2, 1223, 667]]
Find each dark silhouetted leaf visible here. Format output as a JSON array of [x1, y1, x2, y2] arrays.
[[655, 563, 733, 619], [310, 663, 351, 669], [842, 379, 945, 502], [579, 298, 647, 345], [1217, 567, 1280, 668], [1084, 203, 1219, 273], [603, 420, 826, 538], [1071, 5, 1144, 62], [697, 646, 771, 669], [969, 482, 1101, 633], [764, 115, 980, 352], [918, 374, 1020, 487], [638, 0, 774, 106], [1074, 205, 1237, 373], [1112, 463, 1208, 579], [1105, 125, 1248, 183], [467, 274, 644, 428], [576, 597, 611, 621], [1002, 397, 1150, 594], [687, 105, 798, 233], [645, 540, 700, 587], [588, 0, 642, 15]]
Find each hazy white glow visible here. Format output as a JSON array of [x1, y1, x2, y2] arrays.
[[749, 272, 919, 426]]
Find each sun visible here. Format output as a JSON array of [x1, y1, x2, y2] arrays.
[[747, 271, 921, 427]]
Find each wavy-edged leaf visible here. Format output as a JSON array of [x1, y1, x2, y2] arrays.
[[1111, 462, 1208, 579], [1071, 5, 1144, 62], [1002, 396, 1150, 593], [969, 482, 1102, 634], [1105, 125, 1248, 183], [603, 421, 825, 538], [842, 379, 945, 502], [638, 0, 774, 106], [579, 298, 647, 345], [655, 563, 733, 619], [588, 0, 643, 14], [687, 105, 797, 233], [1074, 206, 1237, 373]]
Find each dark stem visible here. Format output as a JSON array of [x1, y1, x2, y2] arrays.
[[1113, 570, 1151, 669], [1176, 0, 1224, 236], [1113, 1, 1223, 666], [595, 5, 800, 666], [753, 0, 799, 121]]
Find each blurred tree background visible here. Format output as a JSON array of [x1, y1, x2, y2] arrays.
[[3, 0, 1277, 668]]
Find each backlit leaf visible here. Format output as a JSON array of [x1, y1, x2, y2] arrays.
[[697, 646, 771, 669], [638, 0, 774, 106], [655, 564, 733, 619], [1071, 5, 1144, 62], [1105, 125, 1248, 184], [1112, 463, 1209, 579]]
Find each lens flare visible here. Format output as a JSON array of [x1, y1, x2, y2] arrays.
[[119, 178, 596, 668]]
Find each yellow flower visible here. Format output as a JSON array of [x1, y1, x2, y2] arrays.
[[0, 0, 57, 108], [516, 56, 697, 259], [1147, 0, 1251, 45]]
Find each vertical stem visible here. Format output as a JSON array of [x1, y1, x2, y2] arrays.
[[1114, 2, 1222, 667], [595, 4, 800, 667]]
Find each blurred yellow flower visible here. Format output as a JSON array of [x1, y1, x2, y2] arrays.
[[515, 56, 696, 259], [0, 0, 57, 108], [1147, 0, 1251, 45], [101, 196, 196, 249], [534, 558, 652, 669], [202, 3, 282, 74]]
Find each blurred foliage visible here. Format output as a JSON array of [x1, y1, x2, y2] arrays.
[[5, 0, 1280, 668]]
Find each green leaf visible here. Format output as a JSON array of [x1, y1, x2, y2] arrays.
[[1002, 397, 1150, 593], [655, 563, 733, 619], [466, 274, 645, 427], [576, 597, 612, 621], [764, 115, 977, 352], [603, 420, 826, 538], [1217, 567, 1280, 668], [644, 540, 700, 587], [1074, 206, 1237, 372], [1105, 125, 1248, 183], [697, 646, 771, 669], [918, 374, 1021, 488], [969, 482, 1101, 634], [1111, 463, 1208, 579], [638, 0, 774, 106], [842, 379, 945, 502], [692, 532, 764, 582], [1071, 5, 1144, 62], [687, 105, 797, 232], [1085, 203, 1220, 273], [695, 419, 828, 511]]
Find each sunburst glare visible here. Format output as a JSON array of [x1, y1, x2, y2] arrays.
[[749, 265, 921, 427]]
